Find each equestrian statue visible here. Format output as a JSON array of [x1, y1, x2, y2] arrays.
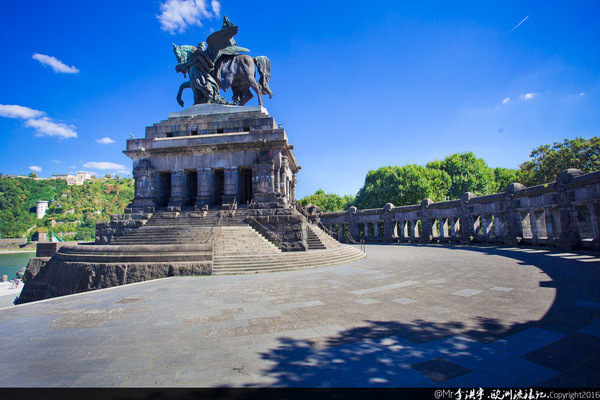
[[173, 16, 273, 107]]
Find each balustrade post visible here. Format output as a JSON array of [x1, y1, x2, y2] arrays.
[[449, 218, 456, 237], [587, 204, 600, 249], [544, 209, 554, 240]]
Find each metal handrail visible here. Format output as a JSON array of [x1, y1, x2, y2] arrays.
[[345, 232, 366, 253], [203, 198, 237, 246], [246, 215, 283, 246]]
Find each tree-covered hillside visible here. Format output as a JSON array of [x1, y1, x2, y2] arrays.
[[0, 177, 134, 239]]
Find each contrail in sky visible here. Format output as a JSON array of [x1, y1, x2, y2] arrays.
[[507, 15, 530, 36]]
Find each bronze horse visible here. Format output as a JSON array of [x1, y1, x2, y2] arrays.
[[173, 43, 273, 107]]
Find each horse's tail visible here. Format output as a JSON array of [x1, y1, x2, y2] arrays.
[[254, 56, 273, 98]]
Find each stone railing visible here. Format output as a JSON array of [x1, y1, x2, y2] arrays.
[[320, 169, 600, 251]]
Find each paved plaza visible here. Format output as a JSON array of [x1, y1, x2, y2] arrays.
[[1, 244, 599, 387]]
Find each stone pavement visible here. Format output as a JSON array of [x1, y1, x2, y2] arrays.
[[0, 244, 599, 387]]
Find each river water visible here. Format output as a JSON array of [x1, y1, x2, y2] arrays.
[[0, 252, 35, 280]]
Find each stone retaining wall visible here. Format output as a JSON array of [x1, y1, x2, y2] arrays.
[[320, 169, 600, 251]]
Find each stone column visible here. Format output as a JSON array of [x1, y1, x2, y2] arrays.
[[273, 167, 280, 194], [402, 221, 409, 238], [373, 222, 379, 238], [195, 168, 212, 208], [329, 224, 334, 238], [441, 219, 449, 238], [291, 174, 297, 203], [544, 209, 555, 239], [449, 218, 456, 237], [529, 211, 539, 243], [222, 167, 239, 204], [504, 207, 522, 244], [474, 216, 482, 238], [279, 170, 285, 194], [349, 221, 359, 242], [494, 215, 505, 237], [587, 204, 600, 246], [168, 169, 186, 208]]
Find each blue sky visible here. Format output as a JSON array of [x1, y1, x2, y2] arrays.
[[0, 0, 598, 197]]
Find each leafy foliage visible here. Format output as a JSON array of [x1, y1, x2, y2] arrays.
[[427, 152, 496, 199], [354, 165, 451, 209], [493, 167, 520, 193], [299, 189, 354, 212], [0, 177, 134, 239], [352, 152, 521, 209], [518, 137, 600, 186]]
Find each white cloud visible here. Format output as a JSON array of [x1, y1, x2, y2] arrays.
[[96, 137, 115, 144], [51, 159, 61, 163], [502, 97, 510, 104], [0, 104, 45, 119], [116, 169, 131, 176], [0, 104, 77, 139], [24, 117, 77, 139], [157, 0, 221, 34], [579, 92, 585, 96], [29, 166, 42, 172], [83, 161, 126, 170], [520, 93, 538, 100], [32, 53, 79, 74], [210, 0, 220, 16]]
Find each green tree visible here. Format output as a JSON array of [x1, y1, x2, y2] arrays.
[[299, 189, 354, 212], [28, 172, 37, 178], [492, 167, 520, 193], [427, 152, 495, 199], [354, 165, 451, 209], [519, 137, 600, 186]]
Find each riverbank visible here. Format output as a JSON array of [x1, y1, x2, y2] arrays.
[[0, 250, 36, 254], [0, 245, 36, 253]]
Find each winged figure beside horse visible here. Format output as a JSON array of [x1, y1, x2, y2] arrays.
[[173, 16, 273, 107]]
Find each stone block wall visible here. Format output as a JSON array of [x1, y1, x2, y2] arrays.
[[248, 199, 308, 251], [95, 212, 152, 244]]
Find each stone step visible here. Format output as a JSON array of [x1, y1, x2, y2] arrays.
[[213, 249, 364, 266], [56, 252, 211, 263], [213, 257, 363, 269], [213, 252, 364, 267], [213, 247, 361, 259], [213, 253, 366, 275]]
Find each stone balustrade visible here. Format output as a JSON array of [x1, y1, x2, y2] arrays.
[[319, 169, 600, 251]]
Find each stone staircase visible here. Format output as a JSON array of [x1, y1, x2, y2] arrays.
[[104, 209, 366, 275], [214, 226, 281, 256], [212, 224, 366, 275]]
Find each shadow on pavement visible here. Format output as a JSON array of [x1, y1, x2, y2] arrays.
[[253, 246, 600, 387]]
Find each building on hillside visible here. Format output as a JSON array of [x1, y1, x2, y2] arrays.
[[36, 200, 48, 219], [76, 172, 92, 181], [51, 172, 92, 185]]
